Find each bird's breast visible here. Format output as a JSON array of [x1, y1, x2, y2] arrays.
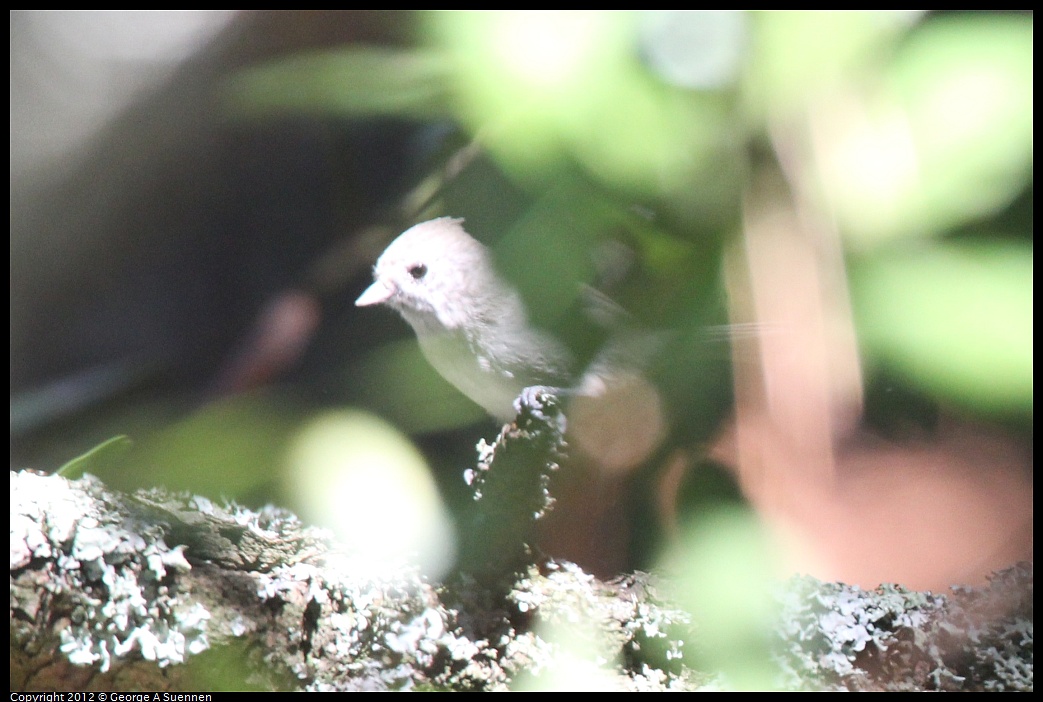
[[416, 330, 526, 421]]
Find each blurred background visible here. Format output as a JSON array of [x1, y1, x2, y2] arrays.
[[11, 11, 1032, 605]]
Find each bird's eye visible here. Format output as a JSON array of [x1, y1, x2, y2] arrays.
[[408, 264, 427, 280]]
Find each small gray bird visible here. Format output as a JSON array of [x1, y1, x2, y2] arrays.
[[356, 218, 574, 422]]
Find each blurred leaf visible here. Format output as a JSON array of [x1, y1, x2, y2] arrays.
[[639, 10, 748, 90], [286, 410, 456, 579], [852, 241, 1032, 415], [56, 434, 133, 479], [223, 47, 452, 119], [658, 506, 783, 690], [511, 614, 621, 692], [822, 14, 1033, 245], [746, 10, 922, 118], [423, 11, 743, 200], [109, 395, 298, 497], [888, 15, 1033, 235]]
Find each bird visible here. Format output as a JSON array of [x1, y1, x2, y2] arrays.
[[357, 217, 691, 577], [355, 217, 574, 422]]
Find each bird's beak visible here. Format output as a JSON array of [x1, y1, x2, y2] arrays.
[[355, 279, 395, 307]]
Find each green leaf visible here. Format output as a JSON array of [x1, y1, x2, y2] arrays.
[[852, 241, 1032, 415], [223, 47, 453, 119], [56, 435, 133, 480]]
